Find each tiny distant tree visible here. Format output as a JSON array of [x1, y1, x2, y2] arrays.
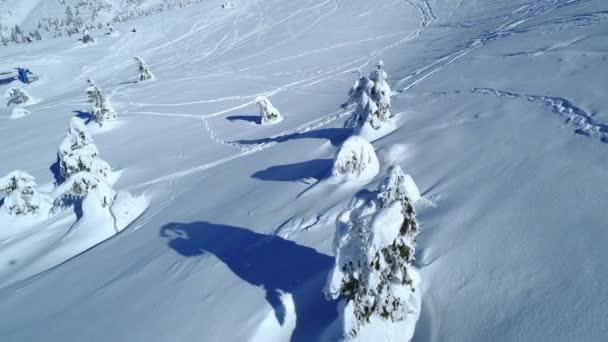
[[0, 171, 42, 216], [82, 30, 94, 44], [6, 87, 32, 106], [134, 56, 154, 81], [58, 118, 112, 180], [255, 96, 283, 125], [325, 166, 420, 339]]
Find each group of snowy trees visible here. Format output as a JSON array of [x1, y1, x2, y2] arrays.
[[321, 61, 422, 340], [1, 56, 155, 217], [82, 58, 152, 125], [0, 0, 206, 45]]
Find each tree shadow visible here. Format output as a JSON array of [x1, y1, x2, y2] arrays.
[[49, 154, 64, 185], [73, 110, 93, 125], [160, 221, 337, 341], [226, 115, 260, 124], [234, 127, 352, 147], [252, 159, 332, 182], [0, 75, 17, 86]]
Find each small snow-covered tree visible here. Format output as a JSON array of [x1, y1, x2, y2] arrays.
[[52, 171, 115, 214], [369, 61, 391, 121], [58, 118, 112, 180], [345, 74, 373, 109], [369, 60, 388, 83], [325, 166, 420, 339], [331, 135, 379, 180], [85, 80, 116, 126], [354, 89, 384, 130], [378, 166, 421, 205], [255, 96, 283, 125], [6, 87, 32, 106], [0, 171, 42, 216], [92, 90, 116, 126], [134, 56, 154, 81], [82, 30, 94, 44]]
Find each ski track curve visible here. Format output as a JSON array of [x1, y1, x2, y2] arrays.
[[396, 0, 567, 93], [470, 87, 608, 143]]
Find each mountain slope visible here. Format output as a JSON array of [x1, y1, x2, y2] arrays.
[[0, 0, 607, 341]]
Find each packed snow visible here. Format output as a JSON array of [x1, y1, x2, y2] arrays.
[[1, 0, 607, 341]]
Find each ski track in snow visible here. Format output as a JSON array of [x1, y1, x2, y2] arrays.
[[470, 87, 608, 143], [396, 0, 570, 93], [124, 0, 438, 189]]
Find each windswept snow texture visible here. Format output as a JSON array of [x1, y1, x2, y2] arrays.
[[1, 0, 608, 341]]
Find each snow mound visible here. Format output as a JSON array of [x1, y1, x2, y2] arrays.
[[10, 107, 30, 119], [331, 136, 379, 182]]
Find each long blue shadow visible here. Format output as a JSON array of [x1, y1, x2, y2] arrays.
[[160, 221, 337, 341], [252, 159, 332, 182], [234, 128, 352, 147]]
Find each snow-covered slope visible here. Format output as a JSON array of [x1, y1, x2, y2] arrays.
[[0, 0, 203, 42], [1, 0, 607, 341]]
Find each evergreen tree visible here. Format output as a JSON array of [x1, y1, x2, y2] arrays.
[[0, 171, 42, 216], [369, 60, 391, 122], [85, 80, 116, 126], [255, 96, 283, 125], [325, 166, 420, 339], [52, 171, 116, 214], [6, 87, 32, 106], [58, 118, 112, 181], [134, 56, 154, 81], [82, 30, 94, 44], [331, 135, 379, 180]]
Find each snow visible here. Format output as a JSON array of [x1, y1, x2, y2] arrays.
[[331, 135, 380, 182], [0, 0, 607, 341]]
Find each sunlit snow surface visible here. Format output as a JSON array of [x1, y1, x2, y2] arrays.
[[1, 0, 607, 341]]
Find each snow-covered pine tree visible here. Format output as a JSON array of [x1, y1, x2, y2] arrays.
[[85, 80, 116, 126], [51, 171, 116, 215], [331, 135, 379, 180], [58, 118, 112, 181], [345, 74, 372, 109], [353, 86, 384, 129], [0, 170, 42, 216], [369, 60, 391, 121], [378, 165, 421, 205], [325, 166, 421, 339], [92, 90, 116, 126], [134, 56, 154, 81], [6, 87, 32, 106], [369, 60, 388, 83], [82, 30, 94, 44], [255, 96, 283, 125]]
